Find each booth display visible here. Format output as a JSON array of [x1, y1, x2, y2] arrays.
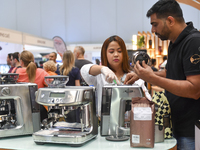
[[23, 33, 58, 64], [0, 27, 58, 73], [0, 27, 23, 73]]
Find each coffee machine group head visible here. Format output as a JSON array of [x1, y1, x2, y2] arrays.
[[33, 76, 98, 146], [0, 73, 41, 138]]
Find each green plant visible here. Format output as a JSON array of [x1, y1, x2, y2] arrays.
[[137, 36, 145, 48]]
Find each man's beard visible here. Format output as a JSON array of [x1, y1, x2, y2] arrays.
[[156, 22, 170, 41], [155, 33, 169, 41]]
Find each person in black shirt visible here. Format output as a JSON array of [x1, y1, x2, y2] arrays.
[[60, 50, 81, 86], [124, 1, 200, 150], [73, 46, 92, 86], [150, 58, 158, 71]]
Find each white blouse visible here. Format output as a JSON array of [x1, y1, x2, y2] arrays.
[[81, 64, 151, 117]]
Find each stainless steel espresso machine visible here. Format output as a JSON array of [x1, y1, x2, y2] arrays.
[[0, 73, 41, 138], [100, 84, 144, 141], [33, 76, 98, 146]]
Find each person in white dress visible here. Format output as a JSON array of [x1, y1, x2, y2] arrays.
[[81, 35, 151, 117]]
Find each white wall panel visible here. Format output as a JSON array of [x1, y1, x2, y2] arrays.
[[0, 0, 17, 30], [41, 0, 66, 41], [91, 0, 117, 43], [65, 0, 90, 44], [143, 0, 158, 33], [16, 0, 41, 36], [0, 0, 200, 44], [117, 0, 143, 43], [180, 3, 199, 30]]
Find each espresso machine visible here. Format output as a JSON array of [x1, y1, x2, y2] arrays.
[[0, 73, 41, 138], [33, 76, 98, 146], [100, 84, 144, 141]]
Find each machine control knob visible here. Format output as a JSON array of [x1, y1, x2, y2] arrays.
[[84, 91, 90, 99], [1, 87, 10, 96]]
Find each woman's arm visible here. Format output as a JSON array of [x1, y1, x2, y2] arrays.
[[81, 64, 120, 84], [81, 64, 98, 86], [88, 65, 103, 76], [75, 80, 81, 86]]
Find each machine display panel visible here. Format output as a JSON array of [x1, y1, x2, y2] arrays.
[[50, 92, 65, 98]]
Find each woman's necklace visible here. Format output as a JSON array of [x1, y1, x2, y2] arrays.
[[117, 74, 125, 83]]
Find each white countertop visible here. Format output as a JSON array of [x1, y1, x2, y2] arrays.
[[0, 133, 176, 150]]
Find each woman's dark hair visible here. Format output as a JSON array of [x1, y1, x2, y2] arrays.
[[146, 0, 184, 23], [101, 35, 130, 73], [95, 59, 100, 65]]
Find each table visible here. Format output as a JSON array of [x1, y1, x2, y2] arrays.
[[0, 134, 176, 150]]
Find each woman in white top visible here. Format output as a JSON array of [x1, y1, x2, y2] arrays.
[[81, 35, 151, 117]]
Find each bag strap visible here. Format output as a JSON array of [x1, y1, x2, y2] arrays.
[[13, 66, 22, 73]]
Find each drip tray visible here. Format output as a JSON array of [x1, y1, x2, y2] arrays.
[[33, 128, 97, 145], [34, 129, 87, 137], [53, 130, 86, 137], [53, 122, 84, 130], [53, 122, 91, 132]]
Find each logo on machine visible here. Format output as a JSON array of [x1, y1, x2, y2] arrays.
[[1, 87, 10, 96], [124, 89, 133, 93]]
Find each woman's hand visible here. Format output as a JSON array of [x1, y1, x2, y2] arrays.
[[101, 67, 120, 84]]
